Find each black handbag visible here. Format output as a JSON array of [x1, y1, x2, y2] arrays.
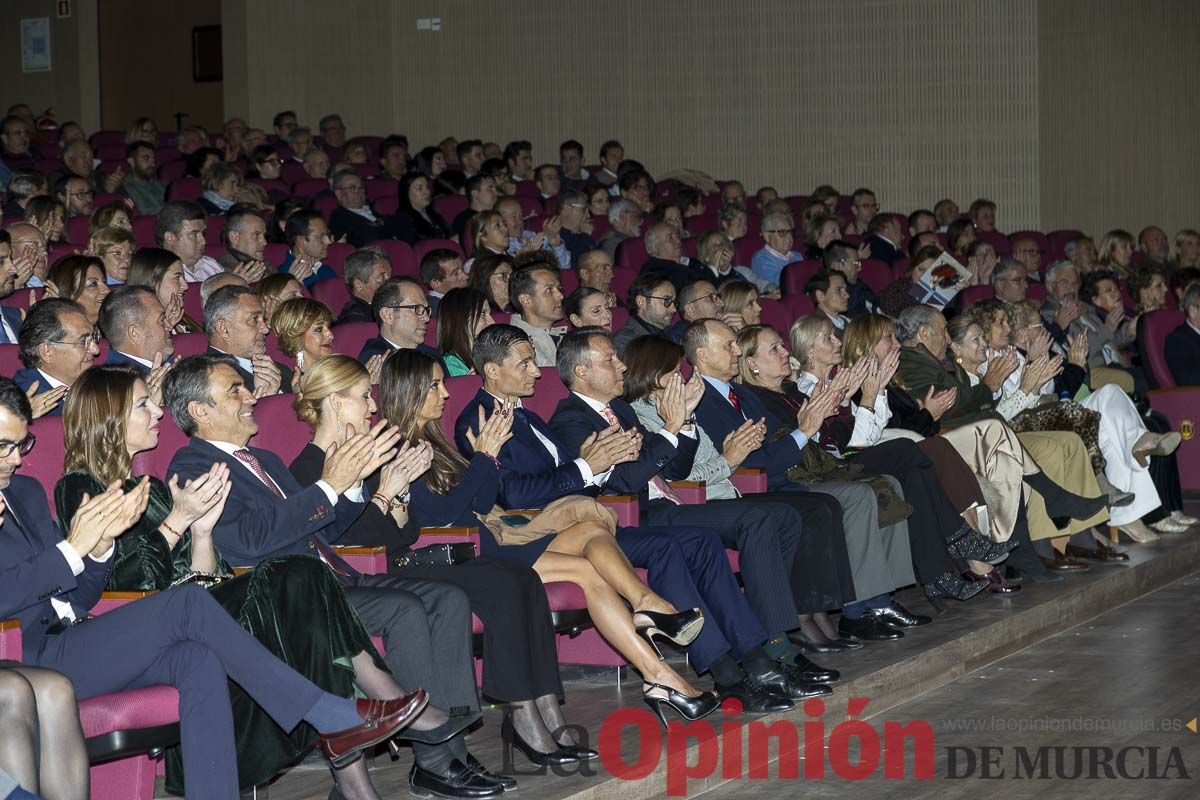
[[393, 542, 477, 569]]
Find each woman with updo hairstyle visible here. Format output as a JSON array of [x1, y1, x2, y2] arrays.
[[56, 364, 425, 798], [47, 255, 110, 326], [435, 287, 494, 376], [255, 273, 307, 323], [128, 246, 201, 333], [563, 287, 612, 331], [288, 353, 602, 763], [271, 297, 334, 376]]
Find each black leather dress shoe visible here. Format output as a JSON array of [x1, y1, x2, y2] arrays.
[[714, 675, 795, 714], [1003, 564, 1023, 583], [838, 615, 904, 641], [788, 630, 864, 653], [1040, 554, 1090, 572], [785, 654, 840, 684], [465, 754, 517, 791], [750, 667, 832, 700], [409, 760, 505, 798], [1065, 543, 1129, 563], [868, 602, 932, 627]]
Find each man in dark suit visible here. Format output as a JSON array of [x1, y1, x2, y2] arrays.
[[557, 189, 598, 265], [1165, 284, 1200, 386], [686, 319, 929, 641], [214, 206, 273, 283], [357, 277, 447, 370], [0, 376, 427, 799], [549, 330, 837, 697], [639, 222, 706, 292], [611, 272, 676, 356], [163, 355, 506, 796], [336, 247, 391, 326], [203, 284, 293, 395], [329, 171, 395, 248], [98, 285, 174, 382], [0, 230, 26, 343], [13, 299, 94, 417], [865, 214, 903, 267], [455, 325, 807, 714]]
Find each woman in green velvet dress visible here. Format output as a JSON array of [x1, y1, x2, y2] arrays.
[[54, 364, 440, 800]]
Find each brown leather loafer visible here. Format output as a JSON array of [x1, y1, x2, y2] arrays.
[[320, 691, 428, 767], [1065, 543, 1129, 563], [1039, 555, 1090, 572]]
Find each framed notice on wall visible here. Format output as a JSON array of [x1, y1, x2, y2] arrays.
[[21, 17, 52, 73]]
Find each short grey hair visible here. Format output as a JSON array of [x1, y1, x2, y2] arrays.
[[760, 212, 791, 234], [1182, 282, 1200, 313], [344, 246, 389, 289], [895, 304, 943, 344], [991, 258, 1025, 286], [558, 188, 587, 209], [555, 328, 609, 388], [643, 223, 672, 257], [608, 198, 635, 226], [203, 284, 255, 332], [1043, 260, 1076, 285], [200, 272, 247, 309]]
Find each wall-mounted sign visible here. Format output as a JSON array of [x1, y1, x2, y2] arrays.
[[21, 18, 52, 73]]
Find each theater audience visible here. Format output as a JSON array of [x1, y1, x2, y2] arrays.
[[291, 353, 596, 765], [598, 199, 641, 260], [25, 197, 66, 245], [865, 214, 904, 267], [467, 252, 514, 313], [162, 354, 506, 798], [877, 245, 942, 318], [806, 269, 852, 331], [1097, 229, 1135, 279], [330, 171, 390, 247], [575, 249, 619, 308], [750, 213, 803, 286], [99, 285, 173, 387], [0, 233, 25, 342], [1166, 282, 1200, 385], [390, 173, 452, 245], [992, 259, 1030, 303], [453, 175, 498, 239], [91, 225, 135, 286], [719, 280, 762, 332], [3, 169, 49, 220], [128, 247, 199, 334], [156, 201, 221, 283], [214, 205, 271, 281], [254, 273, 306, 324], [557, 189, 598, 264], [197, 163, 242, 217]]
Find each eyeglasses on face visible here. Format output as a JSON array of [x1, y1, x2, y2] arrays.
[[685, 292, 720, 307], [642, 294, 676, 308], [387, 304, 431, 317], [0, 433, 35, 459], [50, 331, 101, 349]]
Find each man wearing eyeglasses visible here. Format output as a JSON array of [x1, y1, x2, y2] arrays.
[[1010, 235, 1045, 282], [55, 175, 94, 219], [750, 213, 803, 287], [844, 188, 878, 237], [357, 277, 447, 371], [671, 280, 743, 343], [823, 240, 879, 319], [13, 299, 96, 417], [612, 273, 676, 357]]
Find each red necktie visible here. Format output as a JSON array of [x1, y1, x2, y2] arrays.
[[601, 405, 682, 505], [233, 448, 349, 576], [727, 388, 741, 413]]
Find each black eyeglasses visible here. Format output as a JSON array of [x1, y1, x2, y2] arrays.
[[50, 331, 100, 349], [0, 433, 35, 458], [685, 292, 720, 307], [388, 304, 431, 317], [642, 294, 676, 308]]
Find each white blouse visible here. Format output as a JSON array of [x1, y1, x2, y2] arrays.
[[795, 371, 892, 450]]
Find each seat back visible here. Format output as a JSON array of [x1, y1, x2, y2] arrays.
[[758, 298, 792, 338], [27, 416, 66, 507], [329, 321, 377, 360], [781, 259, 822, 297], [859, 258, 892, 293], [414, 238, 464, 263], [165, 177, 201, 202], [170, 331, 210, 358], [959, 285, 995, 308], [311, 279, 351, 318], [369, 239, 417, 276], [442, 374, 484, 441], [1148, 388, 1200, 490], [1140, 309, 1186, 389], [249, 393, 309, 464], [523, 368, 569, 421], [0, 344, 22, 376], [615, 237, 648, 271]]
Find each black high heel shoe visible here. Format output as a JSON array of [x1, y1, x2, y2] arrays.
[[946, 523, 1018, 565], [642, 682, 720, 728], [633, 608, 704, 659], [501, 713, 579, 766]]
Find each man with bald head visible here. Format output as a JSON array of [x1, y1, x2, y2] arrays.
[[576, 249, 620, 308], [640, 222, 705, 291]]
